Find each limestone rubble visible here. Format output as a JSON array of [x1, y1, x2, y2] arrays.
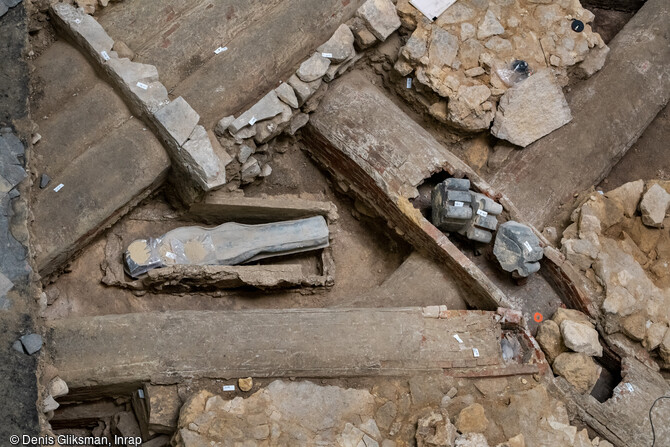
[[393, 0, 606, 136], [560, 180, 670, 368]]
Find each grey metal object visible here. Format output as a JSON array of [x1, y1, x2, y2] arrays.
[[431, 179, 502, 243], [493, 221, 543, 277], [431, 178, 473, 232], [125, 216, 330, 278]]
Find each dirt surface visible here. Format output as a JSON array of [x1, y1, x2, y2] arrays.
[[599, 104, 670, 190], [589, 7, 635, 43]]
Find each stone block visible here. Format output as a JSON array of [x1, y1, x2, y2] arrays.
[[491, 70, 572, 147], [296, 52, 331, 82], [317, 24, 355, 63], [154, 97, 200, 147], [552, 352, 600, 394], [51, 4, 114, 61], [356, 0, 400, 42], [48, 377, 69, 399], [456, 403, 489, 434], [606, 180, 644, 218], [639, 183, 670, 228], [181, 125, 226, 191], [144, 384, 181, 434], [551, 308, 594, 329], [229, 91, 285, 134], [0, 132, 27, 190], [0, 271, 14, 298], [560, 320, 602, 357], [536, 320, 567, 364], [20, 333, 43, 355], [576, 45, 610, 79], [275, 82, 299, 109], [288, 74, 322, 106]]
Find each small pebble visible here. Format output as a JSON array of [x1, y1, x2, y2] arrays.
[[238, 377, 253, 392], [40, 174, 51, 189]]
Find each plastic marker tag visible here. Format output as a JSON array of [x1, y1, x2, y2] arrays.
[[223, 385, 235, 391], [454, 201, 464, 207], [54, 184, 64, 192], [165, 252, 177, 260], [523, 241, 532, 252], [136, 82, 148, 90], [322, 52, 333, 58], [101, 51, 110, 61], [476, 209, 488, 217], [406, 78, 412, 88], [249, 116, 258, 126], [472, 347, 480, 358], [137, 389, 144, 399], [453, 334, 463, 344], [214, 46, 228, 54]]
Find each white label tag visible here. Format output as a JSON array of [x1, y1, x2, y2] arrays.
[[453, 201, 464, 207], [476, 209, 488, 217], [214, 46, 228, 54], [136, 82, 148, 90], [101, 51, 110, 61], [322, 52, 333, 58], [223, 385, 235, 391], [523, 241, 532, 252], [54, 183, 64, 192], [472, 347, 480, 358], [249, 116, 257, 126], [406, 78, 412, 88], [165, 252, 177, 260], [453, 334, 463, 344], [137, 389, 144, 399]]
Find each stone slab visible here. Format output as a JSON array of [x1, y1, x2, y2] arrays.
[[303, 72, 510, 311], [46, 308, 503, 387], [31, 80, 131, 178], [188, 192, 338, 224], [32, 118, 170, 276], [488, 0, 670, 228], [153, 97, 200, 147]]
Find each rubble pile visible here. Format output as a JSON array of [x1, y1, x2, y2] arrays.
[[536, 308, 603, 393], [559, 180, 670, 369], [171, 380, 610, 447], [213, 0, 399, 188], [392, 0, 607, 142]]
